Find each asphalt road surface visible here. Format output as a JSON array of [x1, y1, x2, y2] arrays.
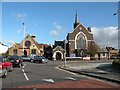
[[2, 61, 87, 88], [2, 60, 120, 89]]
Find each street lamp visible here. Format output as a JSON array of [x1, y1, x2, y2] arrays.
[[22, 23, 26, 56], [113, 10, 120, 16], [64, 39, 68, 67]]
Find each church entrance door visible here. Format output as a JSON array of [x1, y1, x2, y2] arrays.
[[24, 50, 27, 56], [56, 52, 62, 60]]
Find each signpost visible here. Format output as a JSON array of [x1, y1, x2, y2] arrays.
[[64, 39, 68, 67]]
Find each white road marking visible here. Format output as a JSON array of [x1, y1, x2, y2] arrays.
[[55, 67, 79, 77], [42, 79, 54, 83], [63, 77, 76, 81], [22, 69, 25, 72], [23, 64, 26, 68], [22, 69, 29, 81]]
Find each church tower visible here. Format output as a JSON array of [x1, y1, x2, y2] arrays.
[[73, 12, 80, 29]]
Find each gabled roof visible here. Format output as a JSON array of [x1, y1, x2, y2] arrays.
[[53, 45, 64, 52]]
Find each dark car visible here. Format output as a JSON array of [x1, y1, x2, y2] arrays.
[[33, 56, 48, 63], [0, 56, 13, 78], [8, 56, 23, 67]]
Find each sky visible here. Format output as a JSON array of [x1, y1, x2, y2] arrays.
[[1, 2, 118, 48]]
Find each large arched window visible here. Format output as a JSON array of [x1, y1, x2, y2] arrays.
[[76, 33, 86, 49]]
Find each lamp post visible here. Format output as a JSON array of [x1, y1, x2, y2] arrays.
[[64, 39, 68, 67], [22, 23, 25, 56]]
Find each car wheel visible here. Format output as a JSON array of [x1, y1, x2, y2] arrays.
[[2, 70, 7, 78], [39, 61, 42, 63]]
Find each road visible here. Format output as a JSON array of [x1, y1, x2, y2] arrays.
[[2, 60, 120, 89], [2, 61, 86, 88]]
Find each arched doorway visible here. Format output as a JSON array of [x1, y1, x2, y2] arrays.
[[24, 50, 27, 56], [53, 51, 63, 60], [56, 52, 62, 60]]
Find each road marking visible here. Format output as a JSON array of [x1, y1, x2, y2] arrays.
[[23, 64, 26, 68], [63, 77, 76, 81], [22, 69, 29, 81], [42, 79, 54, 83], [55, 67, 79, 77]]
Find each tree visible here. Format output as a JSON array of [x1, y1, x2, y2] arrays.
[[87, 41, 98, 58]]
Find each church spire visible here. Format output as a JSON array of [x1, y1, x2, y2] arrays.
[[74, 11, 80, 29]]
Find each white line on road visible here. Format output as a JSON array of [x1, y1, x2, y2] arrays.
[[22, 69, 29, 81], [23, 64, 26, 68], [42, 79, 54, 83], [55, 67, 79, 77], [63, 77, 77, 81]]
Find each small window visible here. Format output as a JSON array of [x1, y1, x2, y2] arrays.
[[31, 49, 36, 54], [13, 49, 18, 55]]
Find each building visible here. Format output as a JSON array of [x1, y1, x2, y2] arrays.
[[8, 34, 51, 57], [95, 47, 109, 60], [106, 47, 119, 58], [52, 41, 65, 60], [44, 44, 53, 60], [52, 13, 111, 60], [66, 13, 95, 58]]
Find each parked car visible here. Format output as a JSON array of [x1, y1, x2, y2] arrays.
[[21, 55, 32, 62], [0, 56, 13, 78], [33, 56, 48, 63], [8, 56, 23, 67]]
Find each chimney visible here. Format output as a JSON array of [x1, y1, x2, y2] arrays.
[[31, 35, 36, 41], [87, 27, 91, 32]]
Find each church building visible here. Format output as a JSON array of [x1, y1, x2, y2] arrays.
[[66, 13, 95, 57], [52, 13, 97, 60], [8, 34, 50, 57]]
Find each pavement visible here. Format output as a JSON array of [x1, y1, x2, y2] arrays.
[[59, 60, 120, 84]]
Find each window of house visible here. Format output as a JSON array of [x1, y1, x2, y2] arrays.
[[31, 49, 36, 54], [13, 49, 18, 55], [25, 41, 31, 47]]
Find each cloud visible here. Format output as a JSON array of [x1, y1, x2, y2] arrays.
[[11, 12, 26, 22], [3, 40, 15, 47], [16, 13, 26, 22], [49, 23, 63, 37], [91, 26, 118, 48], [17, 29, 23, 34]]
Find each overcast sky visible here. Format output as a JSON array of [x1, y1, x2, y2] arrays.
[[1, 2, 118, 48]]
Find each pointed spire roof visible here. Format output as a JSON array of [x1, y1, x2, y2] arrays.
[[75, 11, 79, 24], [73, 11, 80, 29]]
